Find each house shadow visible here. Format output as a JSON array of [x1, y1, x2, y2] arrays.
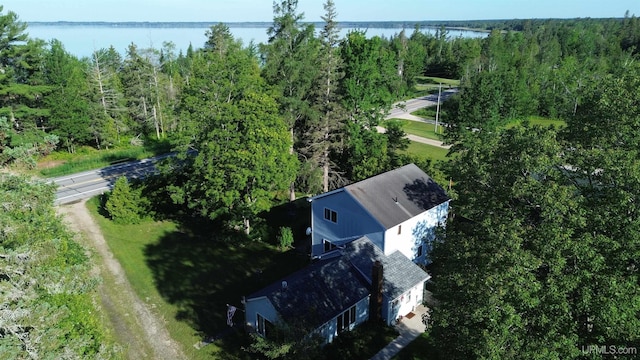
[[143, 214, 310, 355]]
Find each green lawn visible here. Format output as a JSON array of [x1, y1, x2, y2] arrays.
[[411, 106, 437, 119], [410, 76, 459, 97], [37, 139, 171, 178], [385, 119, 444, 141], [86, 197, 311, 359], [403, 141, 450, 163], [417, 76, 460, 87]]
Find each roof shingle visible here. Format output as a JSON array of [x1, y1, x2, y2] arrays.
[[344, 163, 449, 228]]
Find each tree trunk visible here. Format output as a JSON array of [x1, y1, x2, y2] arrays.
[[243, 217, 251, 235], [153, 105, 160, 140], [289, 127, 296, 201]]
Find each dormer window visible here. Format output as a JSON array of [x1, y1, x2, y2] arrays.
[[324, 208, 338, 223]]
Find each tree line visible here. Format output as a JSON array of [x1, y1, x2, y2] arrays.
[[426, 9, 640, 360]]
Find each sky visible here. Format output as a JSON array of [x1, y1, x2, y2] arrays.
[[2, 0, 639, 23]]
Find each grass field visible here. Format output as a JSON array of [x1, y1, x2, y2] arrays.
[[392, 332, 435, 360], [414, 76, 460, 94], [385, 119, 444, 141], [37, 139, 171, 177], [88, 194, 401, 359], [403, 142, 450, 162], [87, 197, 313, 359]]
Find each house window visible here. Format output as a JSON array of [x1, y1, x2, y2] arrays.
[[323, 239, 337, 253], [257, 313, 273, 338], [324, 208, 338, 223], [337, 305, 357, 333], [417, 244, 423, 258], [398, 225, 402, 235]]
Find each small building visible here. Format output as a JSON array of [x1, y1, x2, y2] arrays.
[[310, 163, 450, 265]]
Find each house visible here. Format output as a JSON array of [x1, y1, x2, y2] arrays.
[[310, 163, 450, 265], [244, 164, 450, 344], [244, 236, 430, 344]]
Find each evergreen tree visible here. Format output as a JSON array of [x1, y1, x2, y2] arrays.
[[44, 40, 92, 152], [105, 176, 143, 224], [261, 0, 319, 200], [301, 0, 347, 193]]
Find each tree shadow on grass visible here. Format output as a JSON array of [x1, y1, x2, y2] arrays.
[[144, 217, 310, 356]]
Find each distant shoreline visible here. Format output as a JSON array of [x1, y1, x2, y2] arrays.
[[26, 21, 489, 32]]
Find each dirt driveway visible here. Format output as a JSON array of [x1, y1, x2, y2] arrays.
[[57, 200, 186, 360]]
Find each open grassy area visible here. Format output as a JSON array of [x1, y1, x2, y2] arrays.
[[414, 76, 460, 94], [87, 197, 311, 359], [418, 76, 460, 87], [411, 106, 437, 119], [403, 142, 450, 163], [385, 119, 444, 141], [409, 76, 459, 98], [88, 190, 414, 359], [37, 139, 171, 178]]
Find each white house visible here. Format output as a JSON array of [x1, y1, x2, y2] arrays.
[[309, 163, 450, 265]]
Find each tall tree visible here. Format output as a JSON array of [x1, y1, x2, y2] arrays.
[[339, 31, 398, 128], [302, 0, 346, 193], [430, 64, 640, 359], [44, 40, 92, 152], [171, 35, 296, 234], [0, 8, 50, 135], [88, 47, 126, 148], [431, 125, 585, 359], [261, 0, 319, 200]]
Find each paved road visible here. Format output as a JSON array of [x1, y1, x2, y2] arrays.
[[381, 89, 457, 149], [50, 154, 170, 205], [386, 88, 457, 122]]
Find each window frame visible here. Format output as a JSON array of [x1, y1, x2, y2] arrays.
[[337, 305, 357, 333], [323, 239, 337, 253], [323, 207, 338, 223]]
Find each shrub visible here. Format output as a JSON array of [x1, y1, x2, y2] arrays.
[[105, 176, 143, 224], [278, 227, 294, 251]]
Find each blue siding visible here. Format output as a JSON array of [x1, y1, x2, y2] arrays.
[[311, 191, 385, 258], [244, 297, 280, 332]]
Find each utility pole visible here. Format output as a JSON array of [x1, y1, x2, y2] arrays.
[[435, 83, 442, 133]]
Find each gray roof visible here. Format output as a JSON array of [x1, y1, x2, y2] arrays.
[[246, 237, 430, 331], [344, 163, 449, 229], [247, 256, 370, 331], [344, 237, 430, 300]]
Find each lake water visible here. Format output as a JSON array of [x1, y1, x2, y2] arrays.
[[26, 23, 486, 58]]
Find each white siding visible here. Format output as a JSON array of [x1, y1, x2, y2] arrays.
[[383, 201, 449, 265], [386, 282, 426, 325]]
